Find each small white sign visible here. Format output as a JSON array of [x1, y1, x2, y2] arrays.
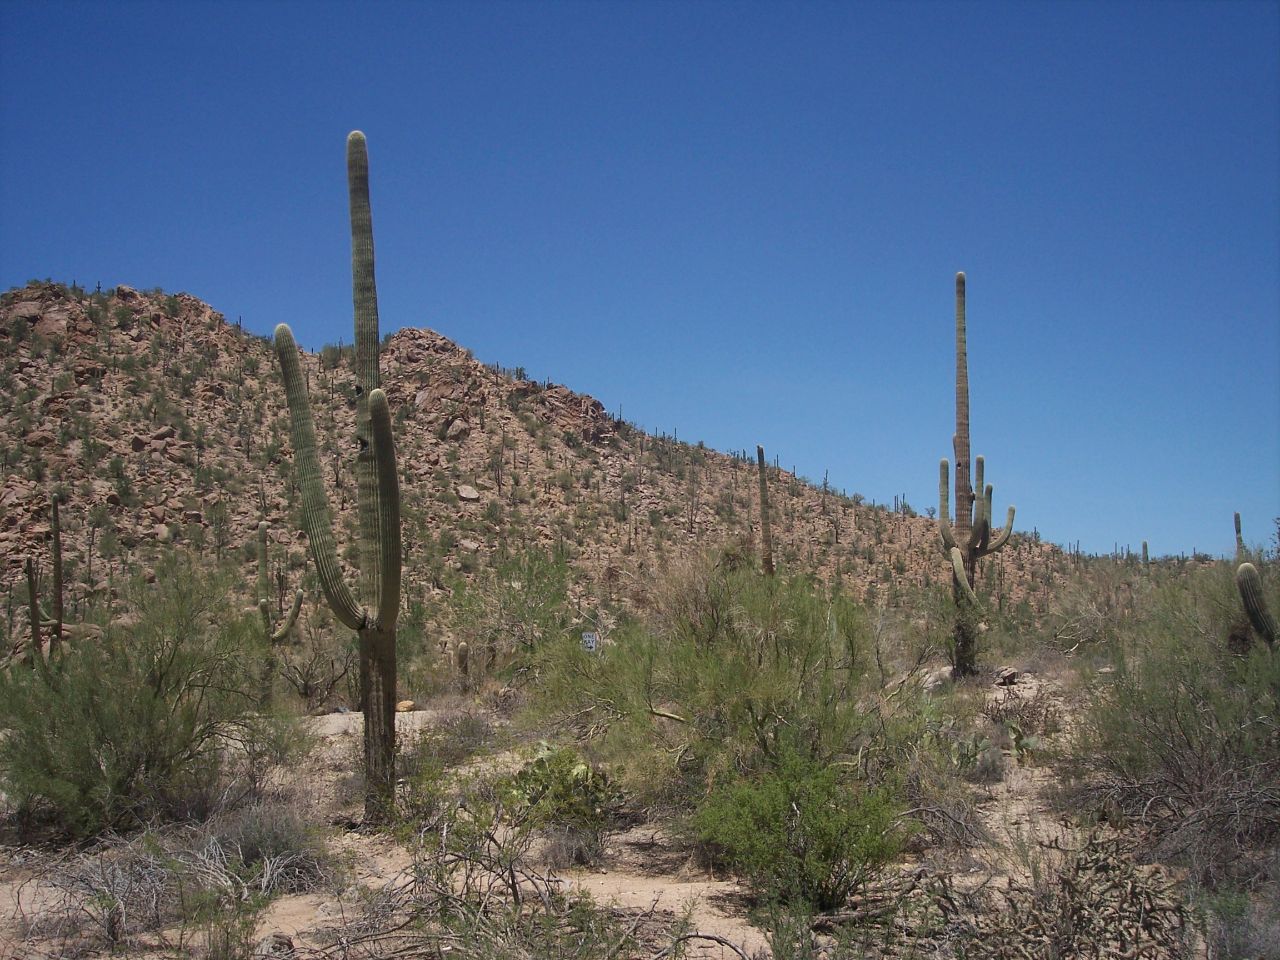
[[582, 631, 598, 652]]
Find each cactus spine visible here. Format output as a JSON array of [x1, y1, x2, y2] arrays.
[[938, 273, 1016, 677], [1236, 562, 1276, 650], [274, 131, 403, 822], [756, 444, 775, 576]]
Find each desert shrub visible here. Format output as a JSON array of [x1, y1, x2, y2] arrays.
[[692, 746, 906, 910], [22, 807, 334, 955], [1075, 563, 1280, 883], [448, 546, 571, 672], [505, 743, 619, 867], [532, 557, 909, 808], [205, 800, 334, 893], [0, 555, 286, 835]]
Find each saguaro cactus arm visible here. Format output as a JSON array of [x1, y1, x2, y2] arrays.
[[983, 504, 1016, 555], [949, 547, 977, 604], [368, 387, 401, 630], [274, 323, 365, 631], [1236, 562, 1277, 649], [939, 459, 957, 550], [257, 522, 303, 643]]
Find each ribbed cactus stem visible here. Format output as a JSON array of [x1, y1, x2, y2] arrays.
[[1236, 562, 1276, 649], [936, 273, 1017, 677], [939, 459, 956, 549], [1234, 512, 1244, 558], [257, 521, 271, 632], [272, 591, 303, 644], [273, 131, 403, 823], [949, 547, 977, 604], [368, 387, 401, 630], [456, 640, 470, 676], [275, 325, 364, 631], [757, 445, 775, 576]]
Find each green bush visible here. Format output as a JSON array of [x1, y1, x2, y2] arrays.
[[1075, 563, 1280, 883], [532, 557, 888, 806], [0, 555, 282, 835], [692, 746, 906, 910]]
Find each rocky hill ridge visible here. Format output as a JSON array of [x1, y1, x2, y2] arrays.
[[0, 281, 1062, 639]]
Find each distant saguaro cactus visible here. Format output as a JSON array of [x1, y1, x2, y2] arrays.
[[274, 131, 403, 822], [938, 273, 1016, 677], [49, 493, 63, 649], [1234, 512, 1245, 559], [756, 445, 775, 576], [1236, 562, 1276, 650]]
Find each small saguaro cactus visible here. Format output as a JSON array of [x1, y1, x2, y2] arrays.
[[274, 131, 403, 822], [756, 445, 775, 576], [1234, 512, 1246, 559], [456, 639, 470, 690], [937, 273, 1016, 677], [257, 521, 303, 644], [1236, 562, 1277, 650]]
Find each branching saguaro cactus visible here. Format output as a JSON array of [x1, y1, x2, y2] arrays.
[[274, 131, 402, 822], [938, 273, 1016, 677], [757, 444, 775, 576]]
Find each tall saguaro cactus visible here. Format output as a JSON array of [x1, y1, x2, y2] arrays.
[[938, 273, 1016, 676], [274, 131, 403, 822], [756, 445, 775, 576]]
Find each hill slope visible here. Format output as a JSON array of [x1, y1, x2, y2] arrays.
[[0, 280, 1061, 638]]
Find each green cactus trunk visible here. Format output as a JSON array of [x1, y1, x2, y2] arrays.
[[756, 445, 774, 576], [938, 274, 1016, 678], [274, 132, 402, 823], [1236, 562, 1277, 650]]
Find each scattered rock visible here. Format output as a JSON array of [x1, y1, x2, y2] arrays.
[[921, 665, 952, 693], [254, 933, 294, 958], [396, 700, 416, 712], [456, 484, 481, 502], [444, 417, 471, 441], [996, 667, 1019, 686]]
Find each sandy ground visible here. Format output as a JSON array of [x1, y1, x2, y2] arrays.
[[0, 670, 1096, 959]]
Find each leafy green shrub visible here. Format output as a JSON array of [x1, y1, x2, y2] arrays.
[[448, 547, 570, 670], [1075, 563, 1280, 883], [532, 557, 888, 807], [0, 555, 282, 835], [691, 746, 905, 910]]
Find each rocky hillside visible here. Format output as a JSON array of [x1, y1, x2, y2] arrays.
[[0, 281, 1062, 637]]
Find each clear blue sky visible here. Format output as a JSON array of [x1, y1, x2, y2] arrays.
[[2, 0, 1277, 558]]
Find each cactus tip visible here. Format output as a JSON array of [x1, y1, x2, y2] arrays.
[[348, 130, 366, 144]]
